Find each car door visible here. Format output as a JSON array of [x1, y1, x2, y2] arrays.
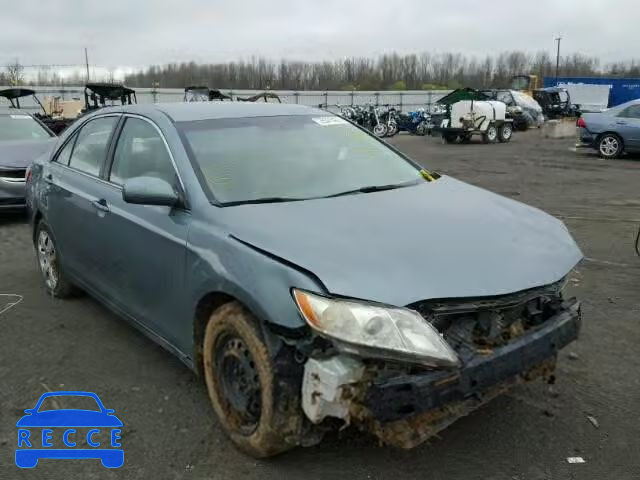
[[87, 115, 191, 344], [614, 104, 640, 150], [43, 115, 120, 285]]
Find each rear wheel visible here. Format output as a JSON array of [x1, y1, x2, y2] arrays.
[[442, 133, 458, 144], [482, 124, 498, 144], [498, 123, 513, 143], [459, 133, 473, 143], [35, 222, 76, 298], [598, 133, 623, 159], [203, 302, 303, 458]]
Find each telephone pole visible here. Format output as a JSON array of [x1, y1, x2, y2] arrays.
[[555, 36, 562, 83], [84, 48, 90, 82]]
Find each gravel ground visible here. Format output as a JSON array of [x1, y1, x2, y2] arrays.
[[1, 130, 639, 479]]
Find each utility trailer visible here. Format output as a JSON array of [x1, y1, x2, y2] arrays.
[[431, 88, 513, 144]]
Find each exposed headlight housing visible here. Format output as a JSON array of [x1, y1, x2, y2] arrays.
[[293, 289, 460, 368]]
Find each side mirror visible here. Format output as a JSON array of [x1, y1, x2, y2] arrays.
[[122, 176, 180, 207]]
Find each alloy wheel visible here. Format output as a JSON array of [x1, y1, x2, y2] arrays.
[[37, 230, 59, 290], [599, 136, 620, 157]]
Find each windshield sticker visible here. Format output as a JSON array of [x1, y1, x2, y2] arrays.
[[312, 116, 348, 126], [10, 115, 32, 120]]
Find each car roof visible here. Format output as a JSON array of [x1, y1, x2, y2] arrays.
[[103, 102, 326, 122]]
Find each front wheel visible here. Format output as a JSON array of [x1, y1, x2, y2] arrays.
[[203, 302, 303, 458], [482, 124, 498, 144], [373, 123, 388, 137], [498, 123, 513, 143], [386, 121, 398, 137], [598, 134, 623, 159]]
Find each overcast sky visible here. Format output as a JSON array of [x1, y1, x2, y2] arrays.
[[1, 0, 638, 75]]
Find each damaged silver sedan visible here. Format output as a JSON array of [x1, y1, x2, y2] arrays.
[[26, 102, 582, 457]]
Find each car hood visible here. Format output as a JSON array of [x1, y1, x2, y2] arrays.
[[16, 410, 123, 427], [225, 176, 583, 306], [0, 138, 56, 169]]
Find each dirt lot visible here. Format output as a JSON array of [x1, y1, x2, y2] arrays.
[[1, 130, 639, 479]]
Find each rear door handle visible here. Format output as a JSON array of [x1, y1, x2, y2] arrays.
[[92, 199, 110, 213]]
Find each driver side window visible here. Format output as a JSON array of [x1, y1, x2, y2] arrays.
[[109, 117, 177, 187]]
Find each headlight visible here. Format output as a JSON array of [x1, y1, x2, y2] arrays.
[[293, 289, 459, 367]]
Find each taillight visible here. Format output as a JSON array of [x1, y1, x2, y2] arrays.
[[25, 166, 32, 183], [576, 117, 587, 128]]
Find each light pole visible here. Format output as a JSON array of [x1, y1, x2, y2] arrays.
[[555, 36, 562, 84]]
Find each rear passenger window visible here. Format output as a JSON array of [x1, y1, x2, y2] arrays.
[[618, 105, 640, 119], [109, 117, 177, 186], [68, 116, 118, 176]]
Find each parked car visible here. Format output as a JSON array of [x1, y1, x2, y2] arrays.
[[577, 99, 640, 159], [0, 108, 56, 211], [27, 102, 583, 457]]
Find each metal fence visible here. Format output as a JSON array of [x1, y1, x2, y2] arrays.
[[0, 85, 452, 114]]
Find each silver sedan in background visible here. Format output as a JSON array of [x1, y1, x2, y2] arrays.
[[577, 99, 640, 158], [0, 109, 56, 210]]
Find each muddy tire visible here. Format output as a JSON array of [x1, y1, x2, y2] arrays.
[[203, 301, 302, 458], [34, 221, 76, 298]]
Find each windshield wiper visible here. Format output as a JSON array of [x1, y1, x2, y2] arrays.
[[222, 196, 308, 206], [324, 179, 422, 199]]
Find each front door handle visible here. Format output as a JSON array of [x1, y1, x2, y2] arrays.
[[615, 121, 627, 125], [92, 199, 110, 213]]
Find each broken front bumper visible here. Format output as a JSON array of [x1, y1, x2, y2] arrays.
[[301, 299, 581, 448], [366, 299, 581, 423]]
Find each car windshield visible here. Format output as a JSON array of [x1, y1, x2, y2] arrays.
[[0, 114, 51, 141], [38, 395, 101, 412], [178, 115, 424, 205]]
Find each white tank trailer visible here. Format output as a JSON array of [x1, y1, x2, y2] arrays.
[[438, 100, 514, 144]]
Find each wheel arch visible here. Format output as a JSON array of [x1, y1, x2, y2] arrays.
[[31, 209, 43, 244], [596, 131, 624, 145], [193, 291, 239, 377]]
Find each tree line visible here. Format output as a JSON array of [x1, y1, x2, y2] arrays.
[[3, 51, 640, 90], [123, 51, 640, 90]]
